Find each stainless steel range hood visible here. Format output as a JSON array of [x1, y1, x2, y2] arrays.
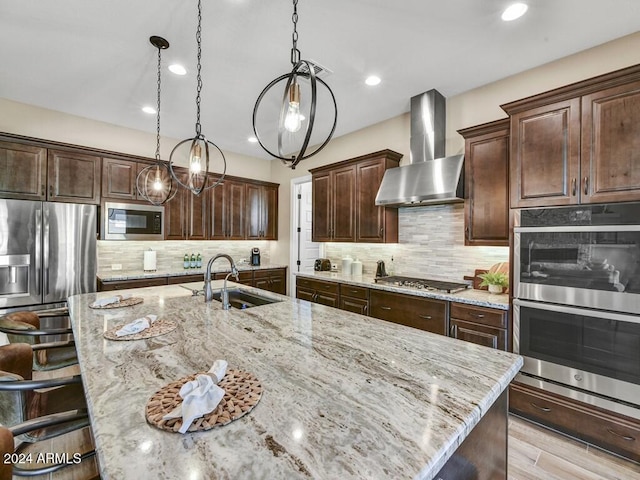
[[375, 90, 464, 207]]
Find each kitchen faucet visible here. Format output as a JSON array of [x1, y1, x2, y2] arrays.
[[203, 254, 239, 309]]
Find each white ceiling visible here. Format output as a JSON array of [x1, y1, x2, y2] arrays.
[[1, 1, 639, 159]]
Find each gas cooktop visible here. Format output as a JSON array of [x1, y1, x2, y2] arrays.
[[374, 276, 470, 293]]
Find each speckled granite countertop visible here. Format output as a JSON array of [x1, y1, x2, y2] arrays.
[[68, 281, 521, 479], [97, 264, 288, 282], [295, 271, 510, 310]]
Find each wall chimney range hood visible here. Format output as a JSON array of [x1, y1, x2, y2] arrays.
[[375, 89, 464, 207]]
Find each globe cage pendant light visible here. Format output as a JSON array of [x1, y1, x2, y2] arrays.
[[169, 0, 226, 195], [252, 0, 337, 169], [136, 36, 179, 206]]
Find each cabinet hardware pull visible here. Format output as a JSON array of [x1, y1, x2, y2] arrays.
[[364, 305, 368, 314], [350, 290, 358, 294], [380, 306, 391, 310], [450, 324, 458, 337], [584, 176, 589, 196], [530, 402, 551, 413], [606, 429, 635, 441], [418, 315, 432, 320], [49, 185, 53, 197], [571, 178, 577, 196], [465, 227, 469, 239], [379, 227, 384, 237], [41, 184, 45, 196], [471, 313, 485, 318]]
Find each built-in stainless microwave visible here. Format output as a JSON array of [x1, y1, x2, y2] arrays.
[[102, 202, 164, 240]]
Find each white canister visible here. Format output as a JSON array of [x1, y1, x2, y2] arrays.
[[351, 259, 363, 276], [341, 256, 353, 274], [143, 249, 157, 272]]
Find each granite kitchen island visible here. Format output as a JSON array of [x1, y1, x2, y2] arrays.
[[68, 281, 522, 479]]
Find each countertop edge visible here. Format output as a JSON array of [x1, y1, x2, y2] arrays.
[[97, 264, 289, 282]]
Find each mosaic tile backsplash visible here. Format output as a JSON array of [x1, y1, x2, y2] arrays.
[[323, 204, 509, 282]]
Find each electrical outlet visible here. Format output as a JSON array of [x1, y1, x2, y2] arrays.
[[111, 264, 122, 270]]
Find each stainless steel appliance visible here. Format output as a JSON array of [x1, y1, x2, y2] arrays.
[[374, 275, 469, 293], [250, 247, 260, 266], [102, 202, 163, 240], [0, 199, 97, 313], [513, 203, 640, 418], [314, 259, 331, 271], [375, 260, 387, 278]]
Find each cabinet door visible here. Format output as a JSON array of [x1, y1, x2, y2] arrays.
[[370, 290, 447, 335], [582, 81, 640, 204], [296, 286, 315, 302], [187, 186, 209, 240], [261, 185, 278, 240], [340, 296, 369, 315], [47, 150, 101, 204], [102, 158, 139, 200], [450, 319, 506, 350], [315, 292, 339, 308], [0, 140, 46, 200], [461, 120, 509, 246], [510, 99, 581, 208], [332, 165, 356, 242], [312, 172, 332, 242], [226, 180, 246, 239], [209, 177, 226, 239], [356, 158, 387, 243], [164, 172, 187, 240]]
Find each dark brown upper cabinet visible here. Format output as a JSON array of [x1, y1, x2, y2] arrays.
[[502, 64, 640, 208], [310, 150, 401, 243], [458, 119, 510, 246], [0, 140, 47, 200], [210, 177, 246, 240], [47, 149, 101, 204], [246, 183, 278, 240], [164, 168, 210, 240]]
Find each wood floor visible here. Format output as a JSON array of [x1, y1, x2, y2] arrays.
[[509, 415, 640, 480]]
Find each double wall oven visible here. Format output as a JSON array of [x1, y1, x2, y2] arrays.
[[513, 202, 640, 419]]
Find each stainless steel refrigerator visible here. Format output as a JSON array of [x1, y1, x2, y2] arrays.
[[0, 199, 97, 314]]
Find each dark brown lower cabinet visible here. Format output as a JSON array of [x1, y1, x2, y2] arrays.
[[338, 284, 369, 315], [254, 269, 286, 295], [369, 290, 447, 335], [449, 303, 508, 351], [97, 277, 168, 291], [510, 382, 640, 463], [295, 277, 339, 307]]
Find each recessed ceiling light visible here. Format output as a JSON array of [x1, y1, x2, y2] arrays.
[[142, 106, 156, 114], [248, 136, 258, 143], [168, 64, 187, 75], [365, 75, 381, 86], [501, 3, 528, 21]]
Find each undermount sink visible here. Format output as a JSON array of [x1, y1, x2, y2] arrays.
[[210, 288, 282, 309]]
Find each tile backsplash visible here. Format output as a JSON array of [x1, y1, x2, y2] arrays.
[[323, 204, 509, 282], [97, 240, 271, 274]]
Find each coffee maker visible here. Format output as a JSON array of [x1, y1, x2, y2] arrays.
[[250, 247, 261, 266]]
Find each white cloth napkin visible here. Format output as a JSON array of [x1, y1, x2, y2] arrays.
[[0, 332, 9, 346], [163, 359, 228, 434], [91, 293, 133, 308], [115, 314, 157, 337]]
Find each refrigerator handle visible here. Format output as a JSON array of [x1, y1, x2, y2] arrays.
[[35, 204, 42, 300], [42, 204, 49, 299]]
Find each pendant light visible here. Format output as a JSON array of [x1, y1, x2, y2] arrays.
[[136, 36, 178, 206], [169, 0, 225, 195], [252, 0, 337, 169]]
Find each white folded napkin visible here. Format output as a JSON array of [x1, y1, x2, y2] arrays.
[[163, 359, 228, 434], [91, 293, 133, 308], [0, 332, 9, 346], [115, 314, 157, 337]]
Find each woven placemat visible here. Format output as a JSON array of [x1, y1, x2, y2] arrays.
[[89, 297, 144, 309], [145, 369, 263, 433], [103, 318, 177, 341]]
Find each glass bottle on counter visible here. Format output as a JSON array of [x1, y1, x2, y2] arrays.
[[196, 253, 202, 268], [183, 254, 190, 269], [190, 253, 196, 269]]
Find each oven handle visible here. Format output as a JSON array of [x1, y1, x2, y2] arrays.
[[514, 225, 640, 233], [513, 299, 640, 325]]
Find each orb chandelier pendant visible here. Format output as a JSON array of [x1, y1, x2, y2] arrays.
[[136, 36, 179, 206], [169, 0, 226, 195], [252, 0, 337, 169]]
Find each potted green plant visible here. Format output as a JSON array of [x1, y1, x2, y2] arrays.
[[478, 271, 509, 294]]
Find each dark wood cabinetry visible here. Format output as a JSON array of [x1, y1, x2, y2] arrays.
[[295, 277, 340, 307], [98, 276, 168, 291], [164, 168, 210, 240], [510, 381, 640, 463], [0, 140, 47, 199], [338, 284, 369, 315], [458, 119, 509, 246], [246, 183, 278, 240], [310, 150, 401, 243], [102, 157, 160, 201], [503, 65, 640, 208], [47, 149, 101, 204], [210, 178, 245, 240], [449, 303, 508, 351], [253, 268, 286, 295], [369, 289, 448, 335]]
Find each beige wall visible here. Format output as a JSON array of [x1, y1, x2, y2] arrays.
[[0, 98, 272, 181], [269, 31, 640, 267]]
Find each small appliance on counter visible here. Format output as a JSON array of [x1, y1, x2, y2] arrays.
[[314, 258, 331, 271], [375, 260, 387, 278], [250, 248, 261, 266]]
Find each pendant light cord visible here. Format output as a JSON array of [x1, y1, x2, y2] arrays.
[[290, 0, 300, 65], [155, 45, 162, 161], [195, 0, 203, 136]]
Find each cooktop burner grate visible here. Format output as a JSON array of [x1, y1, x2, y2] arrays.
[[374, 276, 470, 293]]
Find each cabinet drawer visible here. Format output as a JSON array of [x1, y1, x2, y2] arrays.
[[370, 290, 447, 335], [98, 277, 167, 291], [450, 319, 507, 351], [296, 277, 339, 294], [167, 274, 204, 284], [339, 284, 369, 300], [510, 382, 640, 462], [450, 303, 506, 329]]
